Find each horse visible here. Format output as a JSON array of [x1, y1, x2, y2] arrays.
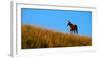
[[67, 21, 78, 34]]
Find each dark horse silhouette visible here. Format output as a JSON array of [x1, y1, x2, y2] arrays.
[[67, 21, 78, 34]]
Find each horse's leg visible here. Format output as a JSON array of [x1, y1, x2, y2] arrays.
[[70, 30, 72, 34], [70, 30, 71, 34], [72, 31, 73, 34], [74, 30, 75, 34], [76, 29, 78, 34], [75, 25, 78, 34], [71, 31, 73, 34]]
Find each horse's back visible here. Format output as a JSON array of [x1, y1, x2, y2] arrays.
[[71, 24, 77, 30]]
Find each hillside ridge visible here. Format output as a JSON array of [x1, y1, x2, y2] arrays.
[[22, 25, 92, 49]]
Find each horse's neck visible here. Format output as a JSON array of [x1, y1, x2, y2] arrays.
[[70, 23, 73, 26]]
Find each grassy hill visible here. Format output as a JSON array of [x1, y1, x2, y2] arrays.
[[21, 25, 92, 49]]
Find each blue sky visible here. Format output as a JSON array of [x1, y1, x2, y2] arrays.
[[21, 8, 92, 37]]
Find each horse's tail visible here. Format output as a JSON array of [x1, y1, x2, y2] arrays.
[[75, 25, 78, 34]]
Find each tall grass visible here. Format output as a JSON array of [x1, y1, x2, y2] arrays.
[[21, 25, 92, 49]]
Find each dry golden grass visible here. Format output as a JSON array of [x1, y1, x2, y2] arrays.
[[21, 25, 92, 49]]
